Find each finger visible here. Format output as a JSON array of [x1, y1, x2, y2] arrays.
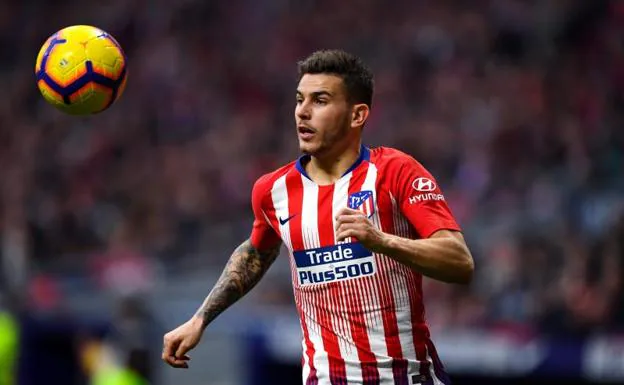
[[336, 228, 358, 243], [335, 211, 369, 229], [335, 207, 361, 218], [163, 346, 190, 368], [336, 214, 360, 225], [337, 221, 367, 232], [335, 222, 351, 238], [165, 356, 189, 369], [335, 215, 357, 231], [162, 338, 179, 362], [175, 343, 191, 360]]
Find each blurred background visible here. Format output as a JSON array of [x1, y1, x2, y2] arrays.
[[1, 0, 623, 384]]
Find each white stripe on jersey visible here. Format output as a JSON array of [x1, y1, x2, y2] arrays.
[[331, 174, 350, 244], [301, 175, 320, 249], [272, 175, 291, 250], [300, 175, 330, 384]]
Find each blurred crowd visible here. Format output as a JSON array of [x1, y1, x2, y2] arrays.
[[0, 0, 623, 341]]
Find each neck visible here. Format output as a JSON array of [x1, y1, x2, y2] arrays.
[[307, 140, 362, 184]]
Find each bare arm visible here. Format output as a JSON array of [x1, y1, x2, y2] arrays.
[[163, 238, 281, 368], [335, 208, 474, 284], [194, 238, 281, 328], [373, 229, 474, 284]]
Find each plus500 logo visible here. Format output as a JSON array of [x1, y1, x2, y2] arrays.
[[298, 261, 375, 285], [294, 243, 377, 286]]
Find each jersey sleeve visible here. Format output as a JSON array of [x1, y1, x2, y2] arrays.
[[250, 175, 282, 250], [392, 156, 461, 238]]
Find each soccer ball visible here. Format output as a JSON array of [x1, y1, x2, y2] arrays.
[[35, 25, 127, 115]]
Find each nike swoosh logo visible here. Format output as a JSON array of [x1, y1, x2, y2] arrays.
[[278, 214, 297, 225]]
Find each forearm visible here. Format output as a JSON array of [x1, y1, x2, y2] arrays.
[[373, 231, 473, 284], [194, 239, 281, 328]]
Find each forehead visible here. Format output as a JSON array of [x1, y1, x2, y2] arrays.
[[297, 74, 346, 96]]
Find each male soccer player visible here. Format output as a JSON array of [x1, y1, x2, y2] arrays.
[[162, 50, 474, 385]]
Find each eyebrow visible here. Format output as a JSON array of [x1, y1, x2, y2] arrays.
[[296, 90, 333, 98]]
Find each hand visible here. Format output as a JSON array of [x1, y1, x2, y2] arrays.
[[162, 316, 204, 368], [335, 207, 386, 251]]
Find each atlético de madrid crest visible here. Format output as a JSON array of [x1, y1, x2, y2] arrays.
[[348, 190, 375, 218]]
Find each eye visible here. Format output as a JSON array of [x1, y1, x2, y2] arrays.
[[315, 99, 328, 105]]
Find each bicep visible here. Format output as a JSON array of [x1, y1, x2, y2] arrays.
[[428, 229, 464, 242], [428, 229, 469, 250], [235, 238, 281, 267]]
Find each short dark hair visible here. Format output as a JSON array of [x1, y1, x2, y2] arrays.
[[297, 49, 374, 107]]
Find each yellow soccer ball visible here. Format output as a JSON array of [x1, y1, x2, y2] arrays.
[[35, 25, 128, 115]]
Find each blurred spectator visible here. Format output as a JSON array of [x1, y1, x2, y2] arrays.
[[103, 295, 160, 384], [0, 0, 622, 338]]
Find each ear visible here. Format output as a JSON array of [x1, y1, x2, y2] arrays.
[[351, 103, 370, 128]]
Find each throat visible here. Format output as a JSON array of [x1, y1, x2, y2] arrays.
[[305, 146, 362, 185]]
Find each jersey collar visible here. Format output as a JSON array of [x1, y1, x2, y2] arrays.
[[295, 145, 371, 180]]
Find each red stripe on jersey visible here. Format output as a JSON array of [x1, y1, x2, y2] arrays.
[[365, 155, 408, 384], [316, 184, 348, 384], [286, 170, 305, 250], [285, 171, 318, 384], [375, 259, 409, 383], [345, 163, 381, 384], [319, 287, 347, 384], [351, 286, 380, 384], [301, 313, 318, 385], [396, 221, 430, 380], [317, 185, 335, 247]]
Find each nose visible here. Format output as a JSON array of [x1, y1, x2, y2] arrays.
[[296, 101, 311, 121]]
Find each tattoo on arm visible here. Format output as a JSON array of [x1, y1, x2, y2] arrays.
[[195, 239, 281, 328]]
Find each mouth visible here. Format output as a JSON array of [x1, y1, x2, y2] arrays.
[[297, 125, 316, 140]]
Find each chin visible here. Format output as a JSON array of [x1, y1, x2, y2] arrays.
[[298, 141, 319, 155]]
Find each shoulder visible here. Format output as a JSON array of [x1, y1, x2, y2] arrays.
[[369, 146, 427, 174], [252, 161, 296, 197]]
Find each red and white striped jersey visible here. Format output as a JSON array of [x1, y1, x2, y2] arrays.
[[251, 146, 460, 385]]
